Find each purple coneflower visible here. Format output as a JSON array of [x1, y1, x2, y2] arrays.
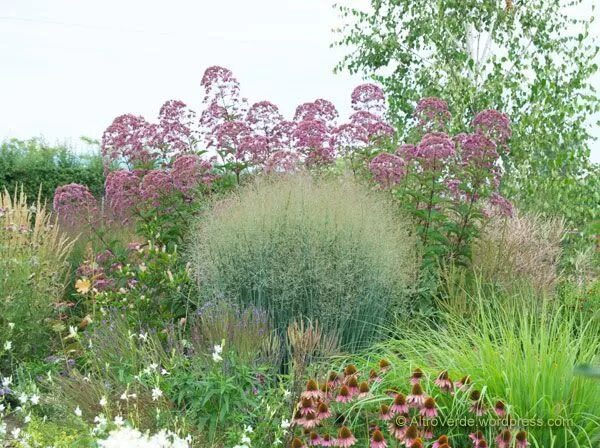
[[370, 429, 387, 448], [343, 364, 358, 378], [495, 429, 511, 448], [387, 419, 406, 440], [308, 432, 321, 446], [432, 435, 449, 448], [327, 371, 341, 388], [407, 383, 426, 408], [391, 393, 409, 414], [410, 437, 423, 448], [320, 434, 333, 447], [477, 440, 488, 448], [435, 370, 453, 393], [469, 390, 486, 416], [379, 404, 393, 421], [379, 359, 391, 373], [301, 411, 319, 429], [454, 375, 471, 390], [369, 369, 382, 383], [299, 397, 315, 416], [420, 397, 437, 418], [494, 400, 506, 417], [410, 368, 424, 385], [515, 431, 529, 447], [336, 385, 352, 403], [317, 402, 331, 420], [346, 376, 359, 396], [358, 381, 370, 398], [404, 425, 419, 446], [469, 431, 485, 444], [291, 437, 305, 448], [302, 379, 323, 400], [336, 426, 357, 448]]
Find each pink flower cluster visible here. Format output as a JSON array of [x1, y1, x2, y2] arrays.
[[53, 183, 99, 226], [414, 97, 452, 132]]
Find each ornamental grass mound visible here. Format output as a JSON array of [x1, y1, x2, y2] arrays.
[[190, 175, 417, 350]]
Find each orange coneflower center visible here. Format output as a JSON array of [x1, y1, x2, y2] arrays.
[[411, 438, 423, 448], [412, 368, 423, 378], [394, 393, 407, 405], [470, 390, 481, 401], [359, 381, 369, 393], [306, 379, 318, 391], [291, 438, 304, 448], [411, 383, 423, 395], [379, 358, 391, 369], [424, 397, 436, 409], [344, 364, 357, 376], [373, 430, 385, 442], [405, 424, 418, 439], [347, 377, 358, 388], [437, 435, 449, 443], [501, 429, 511, 441], [339, 426, 353, 438], [339, 385, 350, 397], [318, 402, 329, 413], [516, 431, 527, 441]]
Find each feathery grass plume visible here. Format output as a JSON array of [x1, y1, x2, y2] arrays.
[[190, 174, 417, 350]]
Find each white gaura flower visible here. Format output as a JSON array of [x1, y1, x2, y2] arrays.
[[7, 322, 14, 331], [212, 343, 224, 362], [18, 393, 28, 404], [113, 415, 124, 426], [74, 406, 82, 417], [281, 419, 291, 429], [30, 394, 40, 405], [24, 414, 31, 423], [243, 425, 253, 434], [152, 387, 163, 401], [2, 376, 12, 387], [10, 427, 21, 439], [99, 396, 107, 407], [68, 326, 78, 339], [3, 341, 12, 351]]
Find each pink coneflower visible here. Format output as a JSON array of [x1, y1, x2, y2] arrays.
[[320, 434, 333, 447], [336, 426, 357, 448], [344, 364, 358, 378], [370, 429, 387, 448], [301, 411, 319, 429], [379, 404, 393, 421], [327, 371, 341, 389], [469, 431, 485, 444], [293, 410, 305, 426], [515, 431, 529, 447], [407, 383, 426, 408], [477, 441, 488, 448], [391, 393, 409, 414], [346, 376, 359, 396], [469, 390, 486, 416], [410, 368, 424, 385], [455, 375, 471, 391], [358, 381, 370, 398], [299, 397, 315, 416], [291, 437, 305, 448], [379, 359, 391, 373], [321, 382, 333, 400], [369, 369, 382, 383], [387, 419, 406, 440], [317, 402, 331, 420], [410, 438, 424, 448], [435, 370, 453, 393], [308, 431, 322, 446], [336, 385, 352, 403], [432, 435, 449, 448], [495, 429, 511, 448], [420, 397, 438, 418], [494, 400, 506, 417], [421, 422, 434, 440], [404, 425, 419, 446], [302, 379, 323, 400]]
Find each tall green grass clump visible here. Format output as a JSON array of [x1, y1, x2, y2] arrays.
[[382, 286, 600, 447], [190, 175, 417, 350]]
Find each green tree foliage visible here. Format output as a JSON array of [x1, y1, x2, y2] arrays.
[[334, 0, 600, 248], [0, 138, 104, 204]]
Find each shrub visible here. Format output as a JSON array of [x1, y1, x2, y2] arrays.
[[473, 210, 565, 294], [190, 175, 417, 350], [381, 288, 600, 447], [0, 188, 74, 367]]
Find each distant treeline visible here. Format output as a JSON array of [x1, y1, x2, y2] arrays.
[[0, 138, 104, 205]]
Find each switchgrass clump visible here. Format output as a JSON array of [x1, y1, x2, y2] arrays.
[[0, 188, 74, 364], [382, 287, 600, 447], [190, 175, 417, 350]]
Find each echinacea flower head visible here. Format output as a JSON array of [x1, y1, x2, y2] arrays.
[[477, 440, 488, 448], [404, 425, 419, 444], [378, 359, 391, 373], [369, 369, 381, 383], [432, 435, 449, 448], [302, 379, 322, 400], [407, 383, 426, 407], [370, 429, 387, 448], [391, 393, 409, 414], [515, 431, 529, 447], [317, 402, 331, 420], [337, 426, 357, 448], [346, 376, 359, 395], [336, 385, 352, 403], [495, 429, 512, 448], [300, 411, 319, 429], [410, 368, 424, 385], [320, 434, 333, 447], [379, 404, 393, 421], [358, 381, 370, 397], [420, 397, 438, 418], [344, 364, 358, 377], [455, 375, 471, 390], [308, 431, 321, 446], [327, 371, 341, 388], [291, 437, 305, 448], [469, 431, 485, 443], [434, 370, 453, 392], [388, 419, 406, 440], [495, 400, 506, 417], [299, 397, 315, 416], [410, 438, 423, 448]]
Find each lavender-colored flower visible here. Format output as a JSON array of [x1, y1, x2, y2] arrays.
[[154, 100, 198, 157], [294, 99, 338, 126], [414, 97, 452, 132], [455, 133, 499, 169], [350, 111, 395, 141], [171, 154, 214, 196], [473, 109, 512, 147], [270, 120, 297, 151], [330, 122, 368, 156], [139, 170, 175, 206], [201, 66, 245, 112], [415, 132, 456, 168], [293, 119, 333, 164], [246, 101, 283, 137], [351, 83, 386, 115], [105, 170, 142, 222], [101, 114, 157, 168], [215, 120, 252, 156], [238, 134, 270, 164], [263, 150, 301, 173], [487, 192, 514, 217], [369, 153, 406, 188], [395, 144, 418, 162], [53, 183, 99, 226]]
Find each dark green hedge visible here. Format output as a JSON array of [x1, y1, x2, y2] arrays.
[[0, 138, 104, 204]]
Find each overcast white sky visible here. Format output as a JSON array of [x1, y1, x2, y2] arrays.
[[1, 0, 599, 163]]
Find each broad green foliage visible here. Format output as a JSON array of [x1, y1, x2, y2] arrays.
[[334, 0, 600, 249], [0, 138, 104, 204], [190, 175, 418, 350]]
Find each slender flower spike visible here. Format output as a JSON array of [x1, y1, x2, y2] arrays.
[[370, 429, 387, 448], [420, 397, 438, 418], [515, 431, 529, 447], [336, 426, 357, 448]]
